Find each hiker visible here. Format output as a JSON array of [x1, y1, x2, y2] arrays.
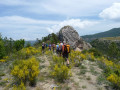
[[49, 44, 52, 51], [59, 41, 63, 57], [46, 43, 48, 48], [52, 43, 56, 53], [62, 41, 70, 66], [42, 42, 45, 53], [56, 43, 59, 55]]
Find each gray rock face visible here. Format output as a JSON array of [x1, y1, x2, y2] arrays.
[[58, 26, 92, 50]]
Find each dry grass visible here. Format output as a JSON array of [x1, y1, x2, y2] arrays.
[[101, 37, 120, 40]]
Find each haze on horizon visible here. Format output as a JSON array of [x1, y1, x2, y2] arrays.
[[0, 0, 120, 40]]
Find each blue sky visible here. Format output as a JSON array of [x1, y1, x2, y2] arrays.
[[0, 0, 120, 40]]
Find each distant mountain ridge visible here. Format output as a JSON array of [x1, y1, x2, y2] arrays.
[[25, 40, 36, 46], [82, 27, 120, 42]]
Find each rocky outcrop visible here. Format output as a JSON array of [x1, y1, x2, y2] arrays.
[[58, 26, 92, 50]]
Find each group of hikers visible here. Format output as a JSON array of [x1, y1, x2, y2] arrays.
[[42, 41, 70, 66]]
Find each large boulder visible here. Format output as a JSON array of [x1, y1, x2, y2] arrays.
[[58, 26, 92, 50]]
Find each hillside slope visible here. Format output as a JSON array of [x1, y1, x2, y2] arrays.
[[82, 28, 120, 42], [1, 47, 120, 90]]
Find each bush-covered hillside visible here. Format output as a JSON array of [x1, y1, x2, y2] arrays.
[[82, 28, 120, 42], [0, 34, 25, 59], [1, 44, 120, 90], [91, 39, 120, 63], [101, 36, 120, 41], [1, 33, 120, 90]]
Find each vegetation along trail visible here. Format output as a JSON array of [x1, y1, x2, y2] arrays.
[[0, 45, 120, 90], [1, 28, 120, 90]]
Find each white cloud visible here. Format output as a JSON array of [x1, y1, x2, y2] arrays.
[[99, 3, 120, 21], [41, 0, 120, 17], [0, 16, 60, 40], [1, 0, 120, 17], [0, 0, 29, 6], [0, 16, 60, 25], [1, 1, 120, 40], [0, 16, 120, 40], [47, 19, 99, 33]]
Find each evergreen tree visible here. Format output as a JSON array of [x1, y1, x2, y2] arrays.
[[14, 39, 25, 51], [108, 42, 120, 60], [0, 40, 5, 59], [26, 42, 31, 47]]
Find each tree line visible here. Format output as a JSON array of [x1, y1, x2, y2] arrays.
[[0, 33, 59, 59], [34, 33, 59, 47], [0, 34, 25, 59]]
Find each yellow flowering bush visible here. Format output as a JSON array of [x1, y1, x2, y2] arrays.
[[51, 64, 71, 82], [50, 55, 65, 70], [50, 55, 72, 82], [3, 78, 9, 82], [107, 73, 120, 86], [69, 49, 120, 88], [0, 59, 6, 62], [84, 52, 95, 61], [90, 53, 95, 60], [16, 47, 41, 59], [11, 57, 39, 87], [13, 81, 26, 90], [45, 50, 52, 56], [68, 51, 80, 66], [80, 53, 86, 60], [104, 59, 114, 67], [52, 55, 64, 64], [0, 56, 9, 63], [68, 51, 76, 66], [3, 56, 8, 59], [24, 47, 39, 56], [69, 50, 88, 67], [92, 55, 120, 88]]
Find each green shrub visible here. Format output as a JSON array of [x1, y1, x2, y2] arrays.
[[0, 73, 5, 76], [79, 65, 87, 69], [13, 81, 26, 90], [86, 76, 91, 80], [0, 81, 6, 86], [88, 48, 102, 57], [80, 69, 87, 75], [97, 74, 109, 85], [82, 85, 87, 89], [0, 40, 5, 59], [0, 77, 2, 80], [90, 66, 99, 75]]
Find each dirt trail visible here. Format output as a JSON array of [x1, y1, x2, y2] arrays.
[[29, 55, 108, 90], [27, 55, 55, 90], [0, 55, 108, 90], [69, 60, 107, 90]]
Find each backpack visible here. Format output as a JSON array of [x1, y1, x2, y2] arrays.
[[49, 44, 51, 48], [59, 44, 62, 50], [56, 45, 59, 50], [53, 44, 55, 48], [64, 45, 70, 53], [42, 44, 45, 47]]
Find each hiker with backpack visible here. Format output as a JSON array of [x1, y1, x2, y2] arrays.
[[52, 43, 56, 53], [42, 42, 45, 53], [46, 43, 48, 48], [59, 41, 63, 57], [49, 43, 52, 51], [56, 43, 59, 55], [62, 41, 70, 66]]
